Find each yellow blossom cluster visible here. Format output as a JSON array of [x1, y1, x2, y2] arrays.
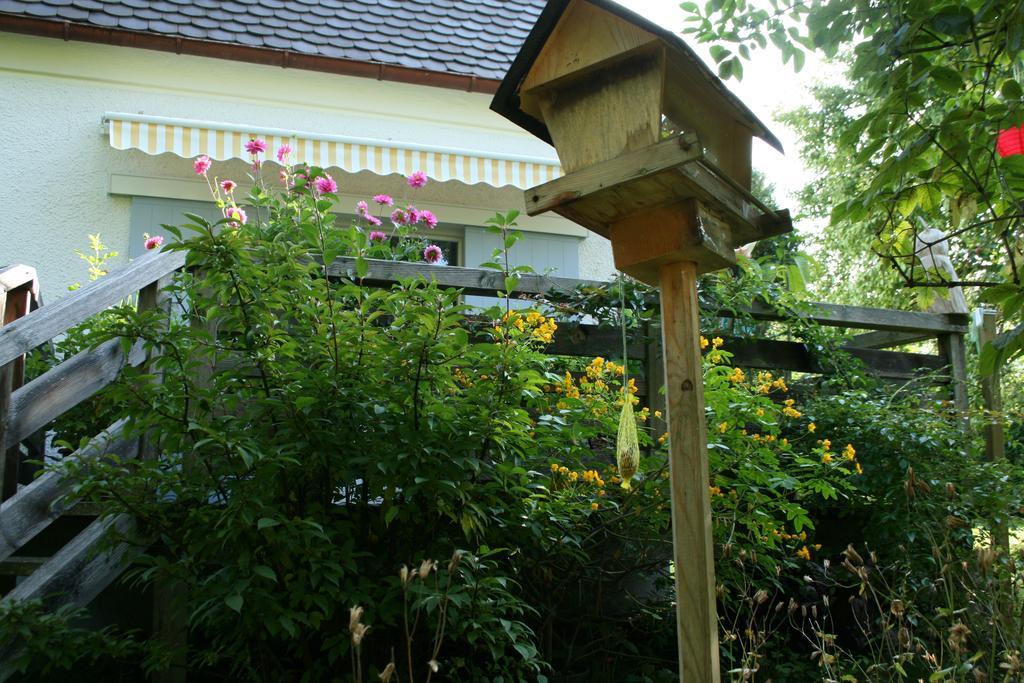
[[795, 544, 822, 560], [550, 464, 606, 489], [585, 356, 625, 379], [781, 398, 802, 418], [499, 309, 557, 343], [773, 528, 811, 543]]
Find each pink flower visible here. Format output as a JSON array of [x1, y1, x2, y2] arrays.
[[373, 194, 394, 206], [423, 244, 443, 264], [314, 174, 338, 195], [366, 214, 382, 227], [276, 143, 293, 163], [224, 206, 247, 226], [220, 179, 237, 194], [144, 235, 164, 250], [407, 207, 421, 224], [245, 138, 268, 155], [193, 155, 211, 175], [407, 171, 428, 188], [369, 230, 388, 242], [356, 200, 369, 217], [419, 209, 438, 229], [390, 208, 408, 226]]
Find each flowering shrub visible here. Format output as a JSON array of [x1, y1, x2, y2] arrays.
[[9, 149, 1020, 683]]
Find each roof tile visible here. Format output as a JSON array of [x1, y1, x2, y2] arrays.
[[1, 0, 544, 80]]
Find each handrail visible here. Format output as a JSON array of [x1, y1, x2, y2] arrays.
[[325, 256, 968, 335], [0, 250, 185, 368]]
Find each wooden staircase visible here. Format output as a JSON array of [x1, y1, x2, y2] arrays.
[[0, 252, 184, 679]]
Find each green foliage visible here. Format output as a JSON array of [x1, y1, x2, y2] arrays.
[[683, 0, 1024, 361], [12, 156, 1024, 681]]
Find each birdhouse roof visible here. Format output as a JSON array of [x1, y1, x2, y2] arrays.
[[491, 0, 784, 154]]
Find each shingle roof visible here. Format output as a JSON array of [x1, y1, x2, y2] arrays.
[[0, 0, 545, 80]]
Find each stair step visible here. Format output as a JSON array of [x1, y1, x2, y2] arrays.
[[0, 556, 46, 576]]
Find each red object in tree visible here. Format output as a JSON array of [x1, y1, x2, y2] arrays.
[[997, 125, 1024, 157]]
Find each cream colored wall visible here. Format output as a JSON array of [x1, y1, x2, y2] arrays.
[[0, 32, 615, 296]]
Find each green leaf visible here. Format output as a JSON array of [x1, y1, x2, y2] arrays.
[[1002, 79, 1023, 100], [930, 66, 963, 92], [257, 517, 280, 530], [225, 594, 244, 613], [295, 396, 317, 411], [254, 565, 277, 582], [356, 256, 369, 279], [709, 45, 731, 63], [504, 276, 519, 293]]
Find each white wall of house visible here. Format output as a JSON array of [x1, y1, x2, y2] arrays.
[[0, 31, 615, 297]]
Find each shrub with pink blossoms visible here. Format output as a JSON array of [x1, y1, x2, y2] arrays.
[[245, 138, 268, 155], [194, 155, 211, 175], [407, 171, 428, 188]]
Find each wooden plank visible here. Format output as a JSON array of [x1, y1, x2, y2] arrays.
[[524, 133, 701, 215], [0, 266, 36, 295], [843, 329, 935, 349], [1, 283, 33, 501], [723, 337, 948, 380], [324, 256, 602, 298], [719, 299, 967, 334], [658, 261, 720, 683], [545, 323, 646, 359], [0, 514, 139, 683], [5, 338, 146, 450], [0, 421, 134, 564], [0, 365, 12, 503], [938, 333, 969, 423], [321, 257, 966, 335], [0, 557, 46, 576], [974, 308, 1008, 549], [0, 249, 185, 368]]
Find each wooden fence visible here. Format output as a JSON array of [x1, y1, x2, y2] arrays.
[[0, 251, 970, 676]]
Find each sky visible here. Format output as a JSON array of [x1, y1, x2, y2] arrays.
[[612, 0, 845, 213]]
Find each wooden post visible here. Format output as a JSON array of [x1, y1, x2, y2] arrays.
[[137, 275, 189, 683], [974, 308, 1009, 549], [659, 260, 720, 683], [0, 267, 38, 501], [938, 332, 969, 430]]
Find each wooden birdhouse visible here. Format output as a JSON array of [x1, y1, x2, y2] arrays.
[[491, 0, 793, 285]]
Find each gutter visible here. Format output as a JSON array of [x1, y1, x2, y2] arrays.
[[0, 14, 503, 95]]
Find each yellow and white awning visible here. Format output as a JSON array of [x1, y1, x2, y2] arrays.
[[104, 113, 562, 190]]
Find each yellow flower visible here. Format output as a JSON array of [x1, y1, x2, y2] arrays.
[[796, 546, 811, 561], [700, 336, 709, 350], [591, 502, 599, 511], [569, 471, 579, 482], [855, 462, 863, 475], [784, 398, 795, 407], [712, 337, 724, 348], [843, 444, 856, 460], [822, 452, 833, 464], [654, 410, 662, 419], [550, 463, 559, 472], [821, 439, 832, 450], [598, 489, 606, 497], [718, 421, 729, 433], [783, 406, 802, 418], [755, 408, 765, 417], [808, 422, 816, 433]]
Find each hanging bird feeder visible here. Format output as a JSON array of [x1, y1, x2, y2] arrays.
[[492, 1, 793, 680]]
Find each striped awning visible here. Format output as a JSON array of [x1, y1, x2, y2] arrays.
[[104, 113, 562, 190]]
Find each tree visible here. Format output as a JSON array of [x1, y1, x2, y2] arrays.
[[682, 0, 1024, 368]]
